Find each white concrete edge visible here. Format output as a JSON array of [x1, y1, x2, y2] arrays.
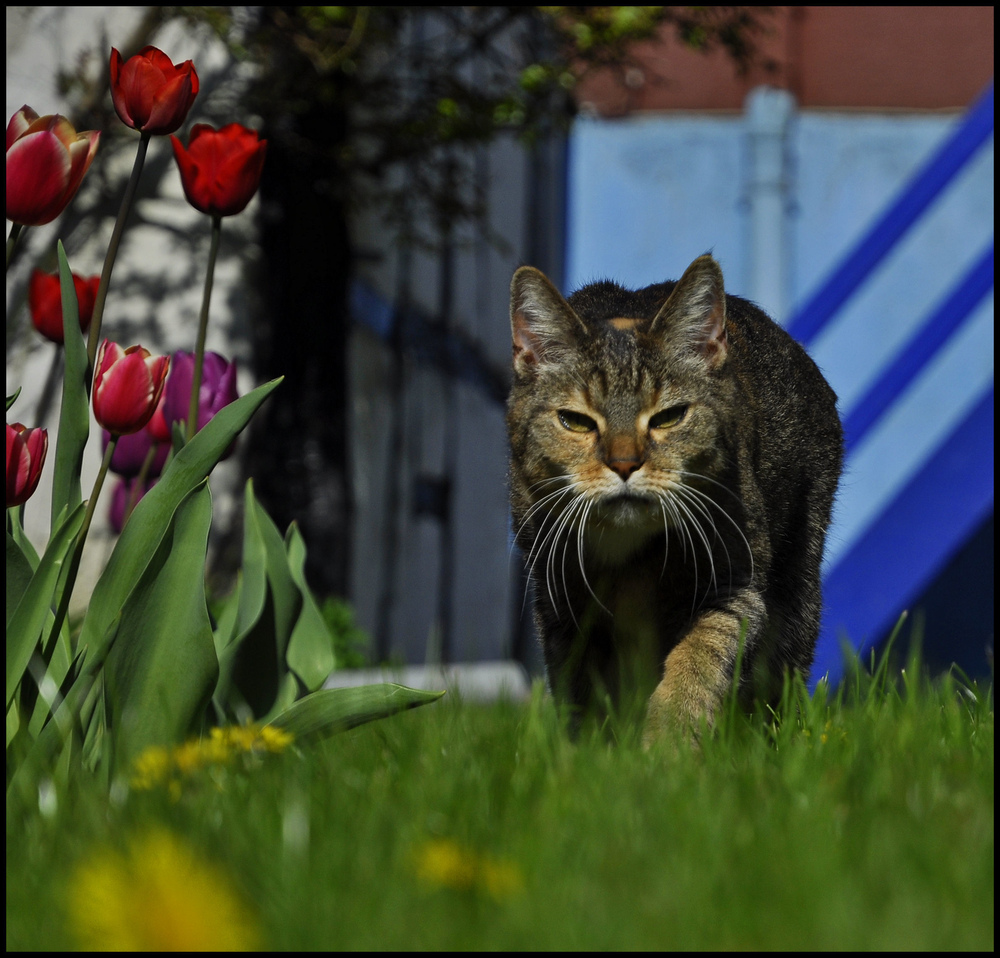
[[323, 660, 534, 702]]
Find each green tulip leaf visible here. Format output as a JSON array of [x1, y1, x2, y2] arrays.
[[284, 521, 337, 692], [6, 668, 95, 803], [6, 530, 36, 628], [78, 377, 282, 671], [7, 525, 74, 746], [7, 387, 22, 412], [266, 683, 446, 742], [231, 483, 268, 646], [5, 503, 86, 709], [104, 483, 218, 770], [215, 480, 301, 721], [15, 633, 81, 749], [8, 509, 40, 571], [242, 479, 299, 654], [210, 579, 241, 657], [50, 241, 91, 532]]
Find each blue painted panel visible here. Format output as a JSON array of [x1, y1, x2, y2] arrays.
[[813, 384, 994, 685], [566, 114, 748, 293], [841, 243, 994, 455], [787, 83, 994, 346], [824, 290, 993, 573]]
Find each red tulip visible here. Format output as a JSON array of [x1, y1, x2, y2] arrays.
[[110, 46, 199, 136], [92, 340, 170, 436], [145, 390, 172, 444], [6, 423, 48, 508], [6, 105, 99, 226], [170, 124, 267, 217], [28, 269, 101, 344]]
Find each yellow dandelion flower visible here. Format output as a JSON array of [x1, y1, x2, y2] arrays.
[[414, 838, 479, 891], [130, 724, 294, 794], [413, 839, 524, 901], [257, 724, 295, 752], [212, 723, 294, 755], [130, 746, 172, 791], [481, 859, 525, 900], [68, 828, 261, 951]]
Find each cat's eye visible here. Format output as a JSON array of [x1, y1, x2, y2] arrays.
[[557, 409, 598, 433], [648, 405, 688, 430]]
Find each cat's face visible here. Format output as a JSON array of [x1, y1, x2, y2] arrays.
[[508, 256, 741, 569]]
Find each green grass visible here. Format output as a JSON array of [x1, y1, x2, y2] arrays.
[[6, 651, 994, 951]]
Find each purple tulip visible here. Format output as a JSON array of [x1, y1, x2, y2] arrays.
[[102, 426, 170, 479], [163, 350, 239, 436], [108, 476, 157, 533]]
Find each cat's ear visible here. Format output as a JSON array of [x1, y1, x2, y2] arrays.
[[649, 255, 728, 368], [510, 266, 586, 374]]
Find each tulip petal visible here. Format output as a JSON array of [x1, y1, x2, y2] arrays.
[[138, 45, 182, 74], [63, 130, 101, 203], [170, 137, 208, 214], [216, 142, 267, 216], [118, 56, 165, 129], [145, 72, 196, 135], [6, 105, 39, 150], [6, 423, 48, 507], [5, 131, 72, 226], [99, 355, 155, 432]]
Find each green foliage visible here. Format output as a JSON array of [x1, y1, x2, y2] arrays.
[[152, 6, 774, 243], [8, 194, 441, 797], [319, 595, 370, 668]]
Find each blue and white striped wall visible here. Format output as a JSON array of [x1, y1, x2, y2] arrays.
[[566, 83, 994, 684]]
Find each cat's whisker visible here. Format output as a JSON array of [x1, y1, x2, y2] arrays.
[[671, 486, 727, 594], [563, 496, 593, 628], [530, 509, 572, 596], [518, 482, 576, 533], [576, 498, 611, 616], [657, 490, 703, 618], [553, 496, 579, 616], [656, 498, 671, 577], [675, 481, 755, 585], [524, 498, 574, 600], [530, 486, 584, 622]]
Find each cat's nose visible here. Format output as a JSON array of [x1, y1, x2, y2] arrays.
[[607, 458, 642, 481]]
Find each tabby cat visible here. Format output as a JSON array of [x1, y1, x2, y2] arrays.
[[507, 254, 843, 743]]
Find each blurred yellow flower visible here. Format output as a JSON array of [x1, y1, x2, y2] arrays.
[[413, 838, 524, 901], [131, 723, 294, 794], [68, 828, 261, 951]]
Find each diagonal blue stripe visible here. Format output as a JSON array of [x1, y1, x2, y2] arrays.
[[813, 383, 994, 687], [787, 81, 994, 347], [842, 242, 994, 455]]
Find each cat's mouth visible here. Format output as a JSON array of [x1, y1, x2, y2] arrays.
[[582, 492, 663, 564], [590, 490, 662, 529]]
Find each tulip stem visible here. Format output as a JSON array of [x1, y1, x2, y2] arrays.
[[6, 222, 24, 272], [187, 215, 222, 442], [87, 131, 151, 387], [44, 436, 117, 658]]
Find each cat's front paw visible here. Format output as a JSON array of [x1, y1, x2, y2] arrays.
[[642, 688, 710, 750], [642, 667, 725, 750]]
